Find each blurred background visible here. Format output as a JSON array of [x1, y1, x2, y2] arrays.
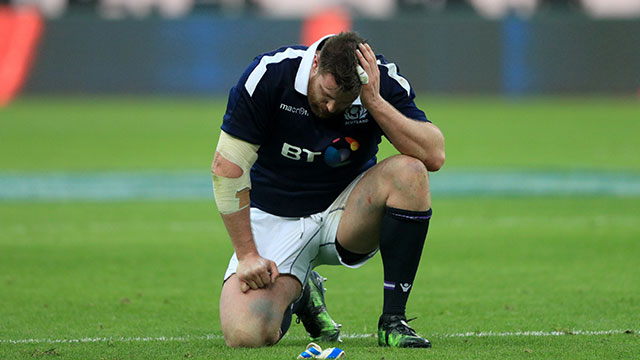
[[1, 0, 640, 101], [1, 3, 639, 357]]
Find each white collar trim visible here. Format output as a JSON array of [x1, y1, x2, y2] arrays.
[[294, 34, 332, 96]]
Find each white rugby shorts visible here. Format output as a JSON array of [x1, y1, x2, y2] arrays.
[[223, 171, 377, 286]]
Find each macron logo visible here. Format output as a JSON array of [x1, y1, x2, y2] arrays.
[[400, 283, 412, 292], [280, 103, 309, 117]]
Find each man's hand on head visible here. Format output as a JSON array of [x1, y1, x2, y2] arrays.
[[356, 43, 383, 112]]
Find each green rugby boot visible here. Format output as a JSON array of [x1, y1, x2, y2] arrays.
[[377, 314, 431, 348], [295, 271, 341, 342]]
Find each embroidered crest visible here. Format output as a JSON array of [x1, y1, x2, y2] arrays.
[[344, 105, 368, 124]]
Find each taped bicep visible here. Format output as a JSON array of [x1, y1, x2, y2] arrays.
[[212, 131, 260, 214]]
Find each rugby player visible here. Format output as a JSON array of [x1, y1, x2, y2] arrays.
[[212, 32, 445, 348]]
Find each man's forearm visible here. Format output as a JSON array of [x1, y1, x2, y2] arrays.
[[220, 206, 258, 260], [368, 99, 445, 171]]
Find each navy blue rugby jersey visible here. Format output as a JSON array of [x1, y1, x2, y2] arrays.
[[221, 36, 429, 217]]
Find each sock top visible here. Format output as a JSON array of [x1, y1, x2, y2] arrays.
[[385, 207, 432, 222]]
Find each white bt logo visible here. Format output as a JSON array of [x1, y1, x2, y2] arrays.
[[281, 143, 321, 162]]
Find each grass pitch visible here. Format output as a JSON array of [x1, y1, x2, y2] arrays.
[[1, 96, 639, 359]]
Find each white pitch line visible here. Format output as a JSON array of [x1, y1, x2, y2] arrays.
[[0, 329, 635, 345], [0, 334, 221, 345], [436, 329, 636, 338]]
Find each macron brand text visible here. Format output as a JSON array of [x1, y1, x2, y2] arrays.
[[280, 103, 309, 117]]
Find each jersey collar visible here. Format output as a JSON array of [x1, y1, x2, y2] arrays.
[[294, 34, 363, 106]]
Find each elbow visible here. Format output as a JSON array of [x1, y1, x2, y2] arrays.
[[421, 124, 445, 172], [424, 149, 445, 172], [212, 152, 243, 178]]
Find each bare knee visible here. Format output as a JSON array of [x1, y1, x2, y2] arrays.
[[385, 155, 429, 183], [224, 326, 280, 348], [382, 155, 430, 209], [222, 298, 282, 348]]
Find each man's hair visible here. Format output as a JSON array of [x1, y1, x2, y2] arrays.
[[318, 32, 367, 95]]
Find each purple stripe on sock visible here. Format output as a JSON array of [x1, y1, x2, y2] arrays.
[[391, 212, 432, 221], [384, 281, 395, 290]]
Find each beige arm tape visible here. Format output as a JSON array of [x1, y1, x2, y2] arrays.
[[212, 131, 259, 214]]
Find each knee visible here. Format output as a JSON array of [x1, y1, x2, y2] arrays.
[[383, 155, 430, 192], [378, 155, 431, 209], [222, 298, 282, 348], [223, 326, 280, 348]]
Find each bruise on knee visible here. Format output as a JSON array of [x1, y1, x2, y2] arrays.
[[249, 297, 278, 324], [225, 297, 281, 347]]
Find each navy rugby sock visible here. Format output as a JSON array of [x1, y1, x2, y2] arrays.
[[335, 239, 369, 265], [380, 207, 432, 316], [279, 304, 293, 340], [291, 285, 309, 316]]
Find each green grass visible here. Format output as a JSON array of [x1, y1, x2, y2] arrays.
[[1, 198, 638, 359], [1, 96, 639, 359], [1, 96, 639, 171]]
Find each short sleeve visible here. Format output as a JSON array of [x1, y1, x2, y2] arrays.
[[220, 58, 271, 145]]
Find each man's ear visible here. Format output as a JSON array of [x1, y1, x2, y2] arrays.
[[311, 53, 320, 73]]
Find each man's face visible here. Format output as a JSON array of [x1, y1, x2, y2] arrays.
[[307, 54, 358, 119]]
